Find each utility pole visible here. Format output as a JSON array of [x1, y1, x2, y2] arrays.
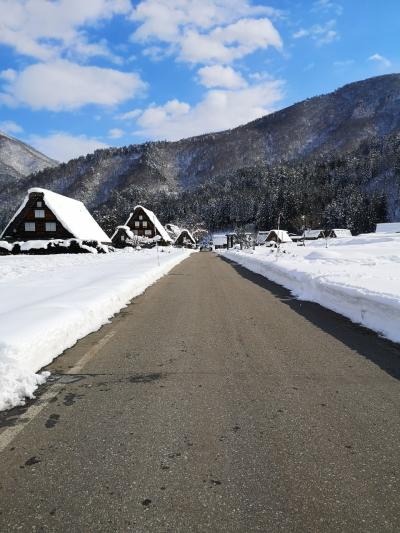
[[301, 214, 306, 247]]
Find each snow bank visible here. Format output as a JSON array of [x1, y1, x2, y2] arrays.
[[221, 234, 400, 343], [0, 248, 192, 411]]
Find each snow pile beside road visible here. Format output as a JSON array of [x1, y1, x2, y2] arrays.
[[0, 248, 192, 411], [221, 234, 400, 343]]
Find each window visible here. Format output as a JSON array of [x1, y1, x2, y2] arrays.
[[142, 221, 148, 228], [37, 201, 42, 207], [121, 235, 125, 241], [145, 229, 152, 236], [35, 209, 45, 218], [133, 230, 138, 235], [139, 215, 143, 220], [25, 222, 35, 232], [134, 221, 140, 227], [45, 222, 56, 232]]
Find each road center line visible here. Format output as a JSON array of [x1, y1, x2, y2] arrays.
[[0, 330, 115, 454]]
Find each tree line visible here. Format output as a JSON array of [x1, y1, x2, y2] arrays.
[[94, 132, 397, 236]]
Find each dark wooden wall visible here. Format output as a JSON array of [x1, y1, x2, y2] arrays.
[[2, 192, 72, 241]]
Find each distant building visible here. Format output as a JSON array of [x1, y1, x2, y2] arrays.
[[112, 205, 172, 247], [226, 232, 253, 249], [303, 229, 326, 240], [266, 230, 293, 244], [212, 233, 227, 249], [330, 229, 352, 238], [376, 222, 400, 234], [175, 229, 196, 247], [0, 187, 110, 243]]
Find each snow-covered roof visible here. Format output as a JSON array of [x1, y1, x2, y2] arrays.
[[127, 205, 172, 242], [1, 188, 110, 242], [331, 229, 352, 238], [376, 222, 400, 234], [165, 223, 181, 239], [256, 231, 269, 244], [175, 229, 196, 244], [267, 230, 293, 243], [303, 229, 325, 239]]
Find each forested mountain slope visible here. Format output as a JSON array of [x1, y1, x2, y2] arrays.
[[1, 74, 400, 233]]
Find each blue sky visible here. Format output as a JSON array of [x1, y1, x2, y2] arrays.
[[0, 0, 398, 162]]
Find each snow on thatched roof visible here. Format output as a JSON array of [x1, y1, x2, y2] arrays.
[[303, 229, 325, 239], [175, 229, 196, 244], [165, 223, 181, 239], [376, 222, 400, 234], [1, 188, 110, 242], [331, 229, 352, 238]]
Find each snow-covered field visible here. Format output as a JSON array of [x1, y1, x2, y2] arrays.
[[0, 248, 192, 411], [221, 233, 400, 344]]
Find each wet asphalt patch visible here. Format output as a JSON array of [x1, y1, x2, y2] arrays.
[[45, 414, 60, 429]]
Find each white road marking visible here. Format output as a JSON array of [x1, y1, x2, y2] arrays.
[[67, 331, 115, 375], [0, 330, 115, 454]]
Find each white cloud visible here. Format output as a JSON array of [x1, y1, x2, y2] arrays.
[[0, 60, 146, 111], [293, 19, 338, 46], [179, 18, 282, 64], [0, 69, 17, 82], [198, 65, 247, 89], [131, 0, 282, 65], [368, 53, 392, 69], [312, 0, 343, 16], [117, 109, 142, 121], [134, 80, 284, 141], [29, 132, 109, 162], [108, 128, 125, 139], [0, 0, 131, 61], [0, 120, 23, 135], [131, 0, 281, 41]]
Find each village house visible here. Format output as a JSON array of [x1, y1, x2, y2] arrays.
[[303, 229, 326, 240], [174, 229, 196, 247], [111, 205, 172, 247], [211, 233, 227, 249], [266, 230, 293, 244], [329, 228, 352, 238], [226, 232, 253, 249], [0, 188, 110, 243]]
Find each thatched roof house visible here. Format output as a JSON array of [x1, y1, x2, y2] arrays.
[[111, 205, 172, 247], [1, 188, 110, 243]]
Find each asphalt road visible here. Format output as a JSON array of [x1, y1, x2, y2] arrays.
[[1, 252, 400, 532]]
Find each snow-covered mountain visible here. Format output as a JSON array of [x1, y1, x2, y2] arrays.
[[0, 132, 57, 186], [1, 73, 400, 229]]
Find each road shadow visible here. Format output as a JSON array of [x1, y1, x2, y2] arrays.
[[219, 255, 400, 381]]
